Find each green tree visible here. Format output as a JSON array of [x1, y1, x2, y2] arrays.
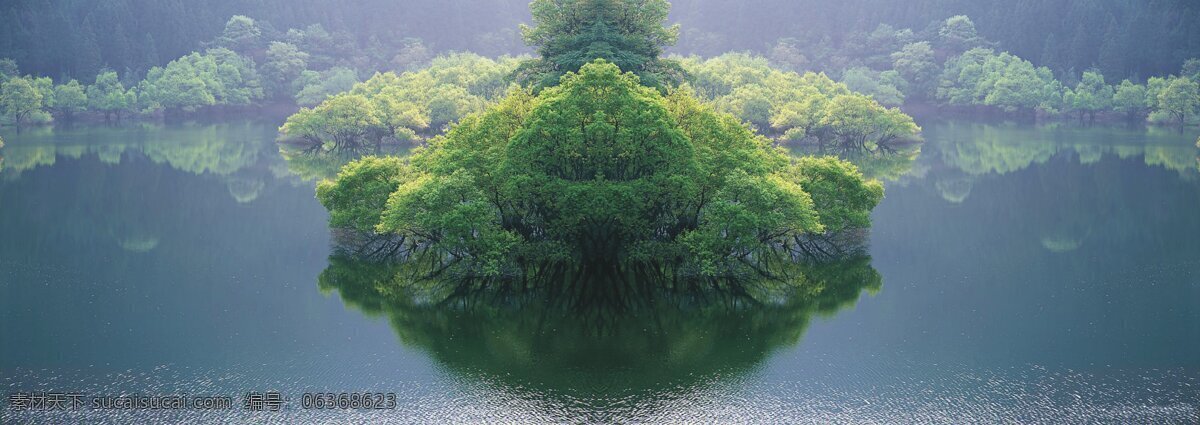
[[860, 24, 913, 68], [280, 93, 382, 150], [316, 156, 414, 233], [518, 0, 680, 88], [938, 48, 1060, 114], [138, 49, 263, 113], [1156, 77, 1199, 124], [819, 94, 919, 149], [30, 76, 53, 110], [319, 61, 882, 279], [369, 86, 428, 142], [790, 156, 883, 234], [214, 15, 262, 55], [1111, 79, 1149, 118], [87, 71, 133, 121], [52, 79, 88, 119], [768, 38, 810, 72], [1, 76, 43, 125], [294, 67, 358, 106], [840, 67, 906, 107], [890, 41, 938, 99], [389, 38, 433, 71], [282, 53, 521, 147], [261, 42, 309, 99], [1067, 70, 1114, 121], [938, 15, 983, 53], [680, 54, 918, 148]]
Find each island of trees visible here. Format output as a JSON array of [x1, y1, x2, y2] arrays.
[[311, 0, 886, 285], [319, 61, 882, 280], [1, 0, 1195, 285]]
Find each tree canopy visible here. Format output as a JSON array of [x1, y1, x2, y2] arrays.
[[317, 61, 883, 281], [680, 54, 920, 149], [1, 77, 43, 124], [280, 53, 521, 150], [516, 0, 682, 89], [86, 71, 135, 120], [136, 48, 263, 113]]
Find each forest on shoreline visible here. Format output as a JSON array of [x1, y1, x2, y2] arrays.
[[2, 1, 1200, 130], [3, 0, 1197, 80]]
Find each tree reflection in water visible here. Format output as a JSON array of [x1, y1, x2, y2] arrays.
[[316, 254, 881, 416]]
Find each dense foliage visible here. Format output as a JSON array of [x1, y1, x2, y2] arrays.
[[673, 1, 1200, 82], [5, 5, 1197, 128], [136, 48, 263, 114], [3, 0, 1197, 84], [763, 16, 1200, 125], [679, 54, 921, 149], [515, 0, 683, 89], [936, 48, 1061, 113], [0, 16, 443, 125], [280, 54, 522, 150], [0, 0, 523, 80], [275, 0, 922, 151], [317, 61, 883, 280], [928, 47, 1200, 123]]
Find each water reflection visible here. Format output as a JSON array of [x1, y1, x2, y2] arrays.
[[278, 143, 410, 182], [928, 121, 1199, 180], [786, 121, 1199, 193], [0, 122, 303, 255], [0, 123, 271, 179], [1, 119, 1196, 422], [317, 255, 880, 418], [309, 119, 1198, 418], [0, 122, 417, 219], [789, 143, 924, 184]]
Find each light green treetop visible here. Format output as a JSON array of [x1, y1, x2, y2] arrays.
[[1111, 79, 1148, 116], [52, 80, 88, 117], [86, 71, 134, 120], [1156, 76, 1199, 123], [1, 77, 44, 124]]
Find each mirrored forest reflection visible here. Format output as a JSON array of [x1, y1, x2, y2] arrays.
[[809, 121, 1199, 188], [1, 121, 275, 191], [929, 121, 1200, 181], [785, 120, 1200, 206], [3, 118, 1197, 419], [0, 121, 307, 257], [301, 117, 1197, 411], [316, 253, 881, 415], [4, 118, 1193, 197], [277, 143, 411, 182], [1, 119, 1194, 264]]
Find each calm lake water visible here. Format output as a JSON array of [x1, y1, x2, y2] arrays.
[[1, 118, 1198, 423]]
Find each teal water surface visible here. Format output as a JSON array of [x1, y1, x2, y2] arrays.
[[1, 118, 1198, 423]]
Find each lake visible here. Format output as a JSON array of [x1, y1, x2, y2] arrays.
[[1, 118, 1198, 423]]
